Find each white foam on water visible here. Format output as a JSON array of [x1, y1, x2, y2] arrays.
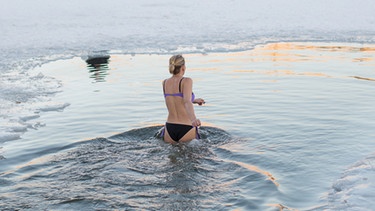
[[36, 102, 70, 112], [0, 70, 62, 142], [0, 132, 21, 143], [325, 153, 375, 210]]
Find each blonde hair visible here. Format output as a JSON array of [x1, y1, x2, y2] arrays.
[[169, 55, 185, 75]]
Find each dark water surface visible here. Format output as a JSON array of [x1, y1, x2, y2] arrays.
[[1, 42, 375, 210]]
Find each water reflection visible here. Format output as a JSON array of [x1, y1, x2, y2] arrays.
[[263, 42, 375, 52], [85, 55, 110, 82]]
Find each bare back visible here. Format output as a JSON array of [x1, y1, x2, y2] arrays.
[[163, 77, 194, 126]]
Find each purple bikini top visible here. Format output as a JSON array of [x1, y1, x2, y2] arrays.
[[163, 77, 195, 102]]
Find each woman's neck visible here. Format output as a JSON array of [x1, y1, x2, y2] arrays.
[[172, 73, 184, 78]]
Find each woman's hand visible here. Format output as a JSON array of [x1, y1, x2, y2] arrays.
[[191, 118, 201, 127], [193, 98, 205, 106]]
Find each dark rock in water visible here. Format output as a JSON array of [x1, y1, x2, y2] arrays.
[[85, 55, 111, 82], [86, 55, 110, 66]]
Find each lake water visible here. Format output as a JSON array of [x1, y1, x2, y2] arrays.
[[1, 42, 375, 210]]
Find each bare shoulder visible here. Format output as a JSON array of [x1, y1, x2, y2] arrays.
[[181, 77, 193, 91], [183, 77, 193, 84]]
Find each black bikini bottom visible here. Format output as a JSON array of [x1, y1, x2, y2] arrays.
[[164, 122, 200, 142]]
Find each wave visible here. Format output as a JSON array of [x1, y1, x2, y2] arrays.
[[1, 126, 292, 210], [0, 126, 281, 210], [109, 125, 231, 145], [0, 125, 232, 168], [324, 152, 375, 210]]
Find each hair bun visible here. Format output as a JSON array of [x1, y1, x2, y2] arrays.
[[169, 64, 175, 73], [169, 54, 184, 75]]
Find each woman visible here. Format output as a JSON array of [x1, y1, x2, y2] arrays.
[[162, 54, 205, 144]]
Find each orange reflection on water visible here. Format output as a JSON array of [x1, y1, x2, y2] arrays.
[[256, 42, 375, 65], [218, 42, 375, 81], [189, 67, 220, 72], [1, 155, 53, 182], [352, 57, 374, 62], [268, 203, 299, 211], [233, 69, 331, 78], [262, 42, 375, 52], [228, 160, 279, 187], [359, 47, 375, 52]]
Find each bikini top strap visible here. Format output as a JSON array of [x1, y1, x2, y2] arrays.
[[179, 77, 185, 93]]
